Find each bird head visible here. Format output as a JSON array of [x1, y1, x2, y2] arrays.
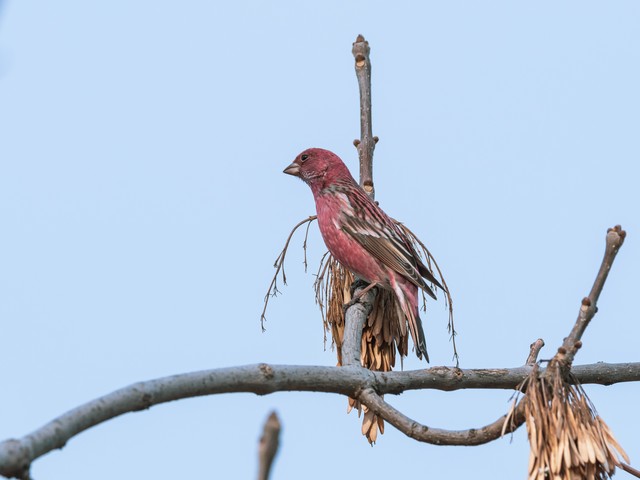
[[283, 148, 355, 192]]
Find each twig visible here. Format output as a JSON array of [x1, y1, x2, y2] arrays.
[[502, 339, 548, 436], [257, 411, 281, 480], [352, 34, 377, 198], [260, 216, 317, 330], [302, 217, 315, 272], [558, 225, 626, 368], [525, 338, 545, 366], [2, 361, 639, 477], [621, 462, 640, 478]]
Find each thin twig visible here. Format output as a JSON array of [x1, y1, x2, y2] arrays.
[[525, 339, 545, 366], [502, 339, 548, 437], [302, 217, 315, 272], [621, 462, 640, 478], [260, 216, 317, 330], [257, 411, 281, 480]]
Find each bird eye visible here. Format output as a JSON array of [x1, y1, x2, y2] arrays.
[[300, 154, 309, 162]]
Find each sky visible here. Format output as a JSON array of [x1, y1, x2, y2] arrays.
[[1, 1, 639, 479]]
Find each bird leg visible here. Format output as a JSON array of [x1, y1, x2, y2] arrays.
[[344, 279, 377, 311]]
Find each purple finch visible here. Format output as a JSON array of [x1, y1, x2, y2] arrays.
[[284, 148, 443, 361]]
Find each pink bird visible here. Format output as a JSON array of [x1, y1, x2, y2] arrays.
[[284, 148, 443, 361]]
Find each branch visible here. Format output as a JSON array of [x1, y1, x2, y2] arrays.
[[342, 281, 376, 367], [257, 411, 281, 480], [352, 34, 377, 198], [341, 34, 379, 370], [2, 361, 639, 477], [560, 225, 626, 367], [359, 388, 526, 446]]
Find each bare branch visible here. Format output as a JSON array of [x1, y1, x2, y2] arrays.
[[359, 388, 526, 446], [343, 34, 379, 365], [559, 225, 626, 368], [621, 462, 640, 478], [1, 361, 639, 477], [257, 411, 281, 480], [352, 34, 376, 198], [342, 282, 376, 367]]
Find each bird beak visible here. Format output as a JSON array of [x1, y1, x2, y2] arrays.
[[283, 162, 300, 176]]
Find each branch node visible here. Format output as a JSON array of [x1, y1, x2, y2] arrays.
[[259, 363, 275, 379]]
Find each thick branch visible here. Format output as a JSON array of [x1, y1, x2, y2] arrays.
[[352, 34, 376, 198], [1, 361, 639, 478]]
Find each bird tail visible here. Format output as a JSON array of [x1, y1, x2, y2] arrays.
[[392, 280, 429, 362], [410, 310, 429, 362]]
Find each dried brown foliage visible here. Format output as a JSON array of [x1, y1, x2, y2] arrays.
[[519, 362, 629, 480]]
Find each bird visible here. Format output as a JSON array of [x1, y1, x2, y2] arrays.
[[283, 147, 443, 361]]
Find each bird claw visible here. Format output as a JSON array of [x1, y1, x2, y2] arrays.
[[343, 297, 359, 312], [344, 280, 376, 312], [349, 278, 370, 297]]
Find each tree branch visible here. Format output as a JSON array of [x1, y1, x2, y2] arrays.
[[342, 281, 376, 367], [560, 225, 626, 367], [359, 388, 526, 446], [341, 34, 379, 371], [352, 34, 377, 198], [257, 411, 280, 480], [1, 361, 639, 478]]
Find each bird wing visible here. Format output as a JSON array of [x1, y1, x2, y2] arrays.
[[405, 236, 446, 292], [340, 192, 441, 299]]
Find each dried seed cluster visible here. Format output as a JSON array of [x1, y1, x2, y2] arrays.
[[523, 364, 629, 480]]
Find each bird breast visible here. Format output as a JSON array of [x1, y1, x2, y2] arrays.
[[315, 191, 387, 286]]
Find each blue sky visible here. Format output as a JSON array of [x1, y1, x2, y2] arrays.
[[1, 1, 639, 479]]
